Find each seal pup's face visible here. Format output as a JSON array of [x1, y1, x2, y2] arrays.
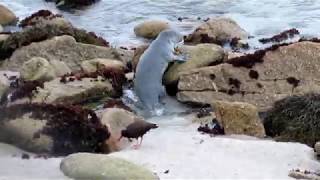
[[158, 29, 184, 46]]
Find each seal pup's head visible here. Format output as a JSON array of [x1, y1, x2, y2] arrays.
[[157, 29, 184, 45]]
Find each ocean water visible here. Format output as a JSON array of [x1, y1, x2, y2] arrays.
[[1, 0, 320, 46]]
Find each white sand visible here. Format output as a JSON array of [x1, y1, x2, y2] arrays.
[[0, 115, 319, 179], [111, 116, 320, 179]]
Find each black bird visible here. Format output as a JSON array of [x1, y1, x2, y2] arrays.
[[118, 119, 158, 149]]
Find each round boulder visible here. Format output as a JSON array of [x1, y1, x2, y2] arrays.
[[20, 57, 56, 81], [185, 17, 248, 45], [81, 58, 125, 73], [60, 153, 158, 180], [0, 4, 17, 25], [101, 108, 144, 152], [164, 43, 225, 86], [134, 20, 170, 39], [0, 103, 110, 156]]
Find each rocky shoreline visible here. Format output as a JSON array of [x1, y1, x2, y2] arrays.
[[0, 3, 319, 179]]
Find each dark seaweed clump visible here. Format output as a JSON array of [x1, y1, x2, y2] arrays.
[[19, 10, 63, 27], [0, 103, 110, 156], [249, 70, 259, 79], [198, 118, 225, 135], [227, 43, 291, 68], [10, 79, 44, 101], [263, 93, 320, 146], [228, 78, 241, 89], [259, 28, 300, 44]]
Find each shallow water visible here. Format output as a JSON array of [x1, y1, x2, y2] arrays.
[[1, 0, 320, 47]]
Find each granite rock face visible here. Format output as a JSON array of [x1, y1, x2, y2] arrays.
[[177, 42, 320, 110]]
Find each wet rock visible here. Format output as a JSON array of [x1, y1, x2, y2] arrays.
[[20, 57, 56, 81], [0, 15, 109, 60], [288, 169, 320, 180], [185, 17, 248, 45], [81, 58, 125, 73], [48, 0, 100, 9], [19, 10, 65, 28], [49, 59, 72, 77], [0, 103, 110, 156], [1, 35, 119, 71], [315, 142, 320, 156], [132, 44, 149, 72], [101, 108, 143, 151], [230, 38, 249, 51], [0, 5, 17, 25], [177, 41, 320, 110], [134, 20, 170, 39], [60, 153, 158, 180], [32, 76, 114, 104], [259, 28, 300, 44], [116, 47, 135, 66], [164, 43, 225, 86], [264, 93, 320, 146], [212, 101, 265, 137]]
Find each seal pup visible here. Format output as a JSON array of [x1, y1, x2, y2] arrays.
[[134, 29, 187, 114], [118, 119, 158, 149]]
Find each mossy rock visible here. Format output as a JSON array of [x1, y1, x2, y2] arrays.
[[264, 93, 320, 146]]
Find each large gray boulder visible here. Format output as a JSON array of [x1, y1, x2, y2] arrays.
[[0, 103, 110, 155], [1, 35, 121, 71], [134, 20, 170, 39], [32, 77, 114, 104], [185, 17, 248, 44], [60, 153, 158, 180], [164, 44, 225, 86], [177, 41, 320, 110]]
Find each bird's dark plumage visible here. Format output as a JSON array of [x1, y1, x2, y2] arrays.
[[120, 120, 158, 140]]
